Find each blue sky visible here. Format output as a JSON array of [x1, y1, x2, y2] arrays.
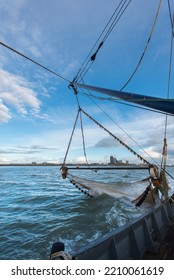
[[0, 0, 174, 165]]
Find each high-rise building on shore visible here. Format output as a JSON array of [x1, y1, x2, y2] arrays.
[[110, 155, 117, 165]]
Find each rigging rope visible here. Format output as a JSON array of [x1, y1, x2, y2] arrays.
[[79, 110, 90, 166], [73, 93, 90, 167], [66, 2, 174, 188], [61, 103, 150, 167], [102, 0, 132, 42], [166, 14, 174, 101], [74, 0, 132, 83], [61, 89, 90, 167], [161, 12, 174, 170], [120, 0, 162, 91], [83, 94, 162, 165], [66, 86, 150, 169], [79, 89, 174, 116], [74, 87, 174, 180], [0, 41, 70, 83], [167, 0, 174, 36], [62, 109, 80, 166], [80, 108, 150, 165]]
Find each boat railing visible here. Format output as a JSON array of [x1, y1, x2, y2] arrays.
[[72, 200, 174, 260]]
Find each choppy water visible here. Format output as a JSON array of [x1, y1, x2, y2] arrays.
[[0, 166, 174, 260]]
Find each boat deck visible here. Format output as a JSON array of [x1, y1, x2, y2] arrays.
[[143, 223, 174, 259]]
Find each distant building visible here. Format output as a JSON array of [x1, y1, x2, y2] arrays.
[[110, 156, 117, 165], [32, 162, 37, 165]]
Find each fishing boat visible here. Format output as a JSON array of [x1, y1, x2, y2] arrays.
[[50, 0, 174, 260], [1, 0, 174, 261]]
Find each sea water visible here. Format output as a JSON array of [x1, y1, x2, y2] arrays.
[[0, 166, 174, 260]]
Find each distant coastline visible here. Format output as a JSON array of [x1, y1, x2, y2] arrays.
[[0, 162, 146, 167], [0, 163, 61, 166], [0, 163, 173, 168]]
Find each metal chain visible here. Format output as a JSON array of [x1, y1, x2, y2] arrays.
[[80, 108, 150, 165]]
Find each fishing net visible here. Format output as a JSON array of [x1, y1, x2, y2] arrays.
[[67, 173, 149, 200]]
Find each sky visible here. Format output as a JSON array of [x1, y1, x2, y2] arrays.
[[0, 0, 174, 165]]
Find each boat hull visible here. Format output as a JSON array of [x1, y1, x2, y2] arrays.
[[72, 200, 174, 259]]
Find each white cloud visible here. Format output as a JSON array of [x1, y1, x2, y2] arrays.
[[1, 108, 174, 164], [26, 110, 171, 161], [144, 147, 161, 159], [0, 0, 28, 38], [0, 0, 173, 165], [0, 99, 11, 123], [0, 69, 42, 121]]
